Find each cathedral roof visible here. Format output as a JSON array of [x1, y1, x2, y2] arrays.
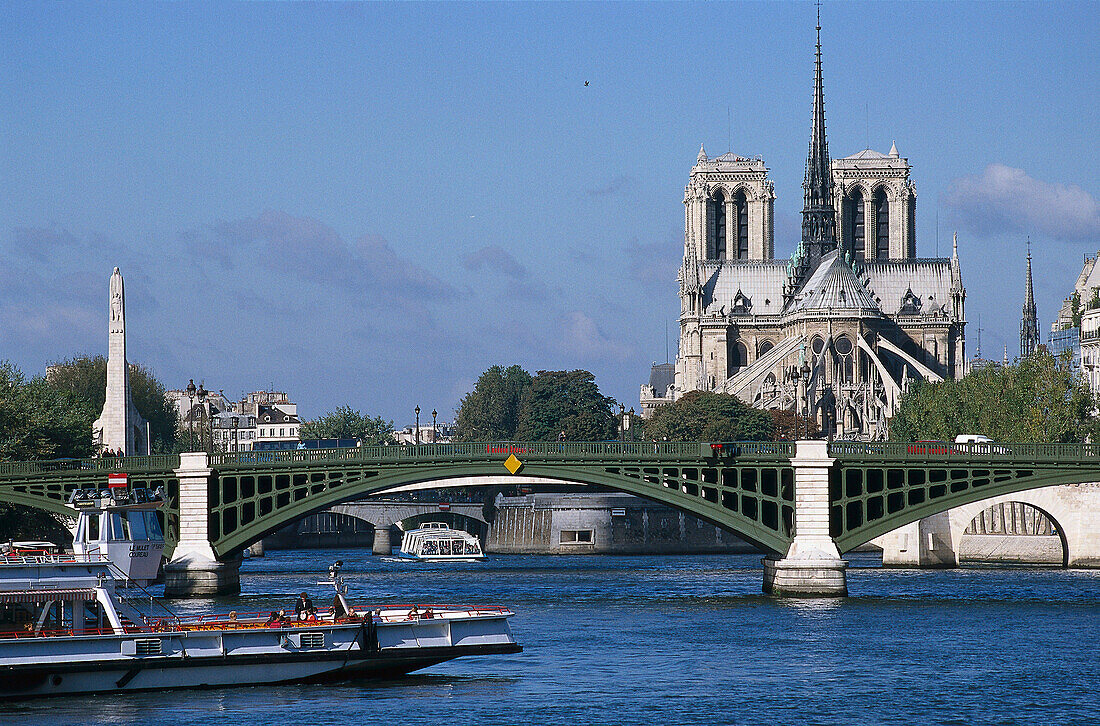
[[862, 259, 954, 316], [790, 250, 879, 312], [841, 148, 890, 160], [702, 260, 788, 316]]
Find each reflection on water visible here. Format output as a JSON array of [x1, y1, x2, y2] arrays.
[[7, 551, 1100, 726]]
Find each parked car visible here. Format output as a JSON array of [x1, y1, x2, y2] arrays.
[[907, 440, 951, 455], [953, 433, 1011, 454]]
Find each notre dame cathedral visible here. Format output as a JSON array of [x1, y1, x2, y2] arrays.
[[641, 20, 967, 440]]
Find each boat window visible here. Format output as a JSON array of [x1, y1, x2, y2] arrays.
[[439, 539, 452, 556], [127, 511, 148, 540], [145, 511, 164, 540], [111, 513, 132, 540], [86, 514, 100, 542], [464, 541, 480, 555]]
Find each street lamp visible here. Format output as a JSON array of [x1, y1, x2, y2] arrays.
[[414, 406, 421, 446], [800, 361, 812, 439], [196, 382, 209, 452], [231, 416, 239, 453], [186, 379, 197, 451], [431, 409, 437, 444]]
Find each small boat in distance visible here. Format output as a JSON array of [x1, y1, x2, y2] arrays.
[[397, 523, 485, 562]]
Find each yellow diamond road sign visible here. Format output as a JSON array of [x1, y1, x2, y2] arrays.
[[504, 454, 523, 474]]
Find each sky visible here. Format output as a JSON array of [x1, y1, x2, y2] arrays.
[[2, 1, 1098, 424]]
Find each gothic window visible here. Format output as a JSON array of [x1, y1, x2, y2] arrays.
[[758, 340, 774, 356], [708, 191, 727, 260], [834, 335, 854, 382], [907, 195, 917, 258], [810, 336, 825, 369], [845, 189, 865, 259], [734, 191, 749, 259], [874, 188, 890, 259], [727, 339, 748, 378]]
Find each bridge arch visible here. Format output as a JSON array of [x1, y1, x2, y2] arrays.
[[206, 460, 795, 558], [949, 493, 1072, 567]]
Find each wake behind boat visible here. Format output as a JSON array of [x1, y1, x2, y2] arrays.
[[0, 557, 519, 698], [396, 523, 485, 562]]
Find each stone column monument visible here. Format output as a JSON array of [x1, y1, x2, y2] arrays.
[[92, 267, 151, 455]]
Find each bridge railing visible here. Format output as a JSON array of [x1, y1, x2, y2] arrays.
[[829, 441, 1100, 460], [0, 454, 181, 478], [209, 441, 794, 467]]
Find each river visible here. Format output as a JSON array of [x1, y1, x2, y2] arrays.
[[7, 551, 1099, 725]]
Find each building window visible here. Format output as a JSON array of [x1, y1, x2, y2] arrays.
[[727, 340, 748, 378], [874, 188, 890, 259], [708, 191, 727, 260], [279, 428, 285, 437], [734, 191, 749, 259], [845, 189, 865, 259], [834, 335, 854, 382], [560, 530, 593, 544]]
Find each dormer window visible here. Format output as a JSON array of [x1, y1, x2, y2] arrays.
[[731, 289, 752, 314], [900, 287, 922, 315]]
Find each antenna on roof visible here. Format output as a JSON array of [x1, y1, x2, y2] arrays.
[[976, 313, 982, 358], [936, 208, 939, 257], [665, 319, 670, 364]]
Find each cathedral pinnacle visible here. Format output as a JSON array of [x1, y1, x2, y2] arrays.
[[697, 144, 707, 164], [889, 140, 899, 158], [800, 6, 837, 257], [1020, 239, 1039, 357]]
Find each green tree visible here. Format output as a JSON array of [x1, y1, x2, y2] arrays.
[[455, 365, 532, 441], [299, 406, 394, 444], [642, 390, 774, 441], [515, 370, 618, 441], [46, 355, 179, 453], [890, 349, 1100, 443], [0, 361, 94, 542], [1071, 291, 1082, 329]]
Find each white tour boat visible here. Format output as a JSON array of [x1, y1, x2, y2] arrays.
[[70, 487, 165, 586], [397, 523, 485, 562], [0, 557, 519, 698]]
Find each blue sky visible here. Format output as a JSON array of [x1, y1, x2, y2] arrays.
[[2, 1, 1098, 424]]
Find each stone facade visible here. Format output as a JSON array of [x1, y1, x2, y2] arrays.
[[657, 28, 966, 439]]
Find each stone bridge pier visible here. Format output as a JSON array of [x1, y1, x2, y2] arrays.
[[163, 453, 241, 597], [763, 440, 848, 597]]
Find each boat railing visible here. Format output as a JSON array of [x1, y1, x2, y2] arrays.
[[374, 605, 514, 623], [0, 552, 109, 566], [0, 625, 147, 640]]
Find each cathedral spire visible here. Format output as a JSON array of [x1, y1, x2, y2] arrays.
[[1020, 239, 1039, 357], [801, 4, 837, 256]]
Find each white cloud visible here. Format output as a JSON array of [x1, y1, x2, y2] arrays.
[[945, 164, 1100, 241], [560, 311, 632, 361]]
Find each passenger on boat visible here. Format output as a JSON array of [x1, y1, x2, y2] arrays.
[[303, 608, 319, 623], [265, 611, 287, 627], [294, 592, 314, 619]]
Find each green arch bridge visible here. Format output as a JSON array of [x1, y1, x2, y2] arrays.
[[2, 439, 1099, 596]]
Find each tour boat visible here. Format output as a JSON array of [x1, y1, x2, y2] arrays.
[[0, 557, 519, 698], [70, 486, 165, 586], [397, 523, 485, 562]]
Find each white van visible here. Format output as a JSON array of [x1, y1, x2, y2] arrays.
[[954, 434, 993, 445]]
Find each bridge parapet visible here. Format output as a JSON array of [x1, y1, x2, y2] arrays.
[[829, 441, 1100, 461], [209, 441, 794, 469]]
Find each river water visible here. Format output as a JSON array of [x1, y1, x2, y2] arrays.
[[7, 551, 1100, 725]]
